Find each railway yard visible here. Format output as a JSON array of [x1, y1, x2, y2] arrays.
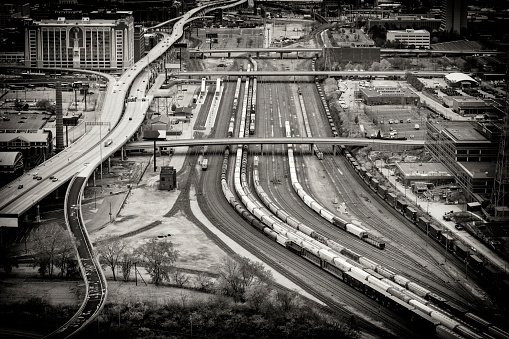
[[2, 19, 509, 339]]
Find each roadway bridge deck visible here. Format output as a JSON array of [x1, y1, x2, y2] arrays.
[[175, 70, 449, 77]]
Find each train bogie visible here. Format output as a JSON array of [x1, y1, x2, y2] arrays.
[[345, 223, 367, 238], [407, 282, 430, 298], [431, 312, 460, 331], [455, 325, 484, 339]]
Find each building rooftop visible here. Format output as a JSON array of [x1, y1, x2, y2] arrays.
[[0, 129, 50, 143], [444, 122, 488, 142], [457, 161, 496, 179], [0, 151, 22, 166], [387, 29, 430, 34], [396, 162, 453, 177], [445, 73, 478, 84]]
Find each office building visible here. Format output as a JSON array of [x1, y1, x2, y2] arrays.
[[386, 29, 430, 49], [24, 13, 134, 71], [440, 0, 467, 34], [425, 120, 500, 201]]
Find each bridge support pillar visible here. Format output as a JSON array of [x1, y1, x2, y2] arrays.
[[121, 146, 124, 161], [36, 204, 40, 223], [280, 52, 283, 59], [228, 52, 231, 58], [333, 144, 337, 156], [310, 143, 313, 154], [296, 52, 299, 59], [256, 52, 259, 58]]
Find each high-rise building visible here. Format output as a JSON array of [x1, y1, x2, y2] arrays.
[[439, 0, 467, 34], [24, 13, 134, 71]]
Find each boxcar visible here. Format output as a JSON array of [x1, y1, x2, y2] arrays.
[[454, 243, 469, 261], [428, 224, 442, 239], [396, 199, 408, 214], [377, 185, 388, 199], [386, 192, 397, 207], [404, 206, 418, 222], [440, 233, 455, 251], [417, 216, 431, 232], [468, 254, 483, 271]]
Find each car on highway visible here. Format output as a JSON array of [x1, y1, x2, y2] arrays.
[[454, 224, 463, 230], [52, 178, 58, 182]]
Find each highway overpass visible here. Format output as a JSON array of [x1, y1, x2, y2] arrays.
[[188, 47, 505, 58], [126, 137, 425, 149], [172, 70, 450, 78]]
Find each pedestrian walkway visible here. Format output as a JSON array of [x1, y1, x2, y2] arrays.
[[377, 164, 508, 274]]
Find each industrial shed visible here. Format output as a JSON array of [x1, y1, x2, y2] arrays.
[[444, 73, 478, 88]]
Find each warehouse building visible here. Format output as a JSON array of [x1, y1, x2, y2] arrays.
[[425, 120, 500, 201], [394, 162, 455, 189], [442, 96, 498, 116], [444, 73, 478, 88], [386, 29, 430, 49], [0, 130, 53, 168], [359, 86, 420, 105]]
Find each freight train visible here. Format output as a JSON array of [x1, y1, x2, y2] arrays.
[[220, 144, 508, 339], [339, 145, 505, 285]]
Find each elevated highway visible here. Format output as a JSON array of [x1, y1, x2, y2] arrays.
[[0, 0, 243, 228], [189, 47, 505, 58], [174, 70, 450, 78], [126, 137, 424, 150]]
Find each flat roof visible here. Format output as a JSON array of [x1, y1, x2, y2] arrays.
[[396, 162, 453, 177], [0, 129, 50, 143], [457, 162, 496, 179], [387, 29, 430, 34], [444, 124, 488, 142]]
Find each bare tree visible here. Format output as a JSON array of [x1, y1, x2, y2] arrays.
[[136, 239, 179, 286], [32, 223, 76, 278], [173, 268, 190, 288], [96, 239, 127, 281], [194, 272, 214, 292], [216, 256, 273, 302], [121, 251, 134, 282]]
